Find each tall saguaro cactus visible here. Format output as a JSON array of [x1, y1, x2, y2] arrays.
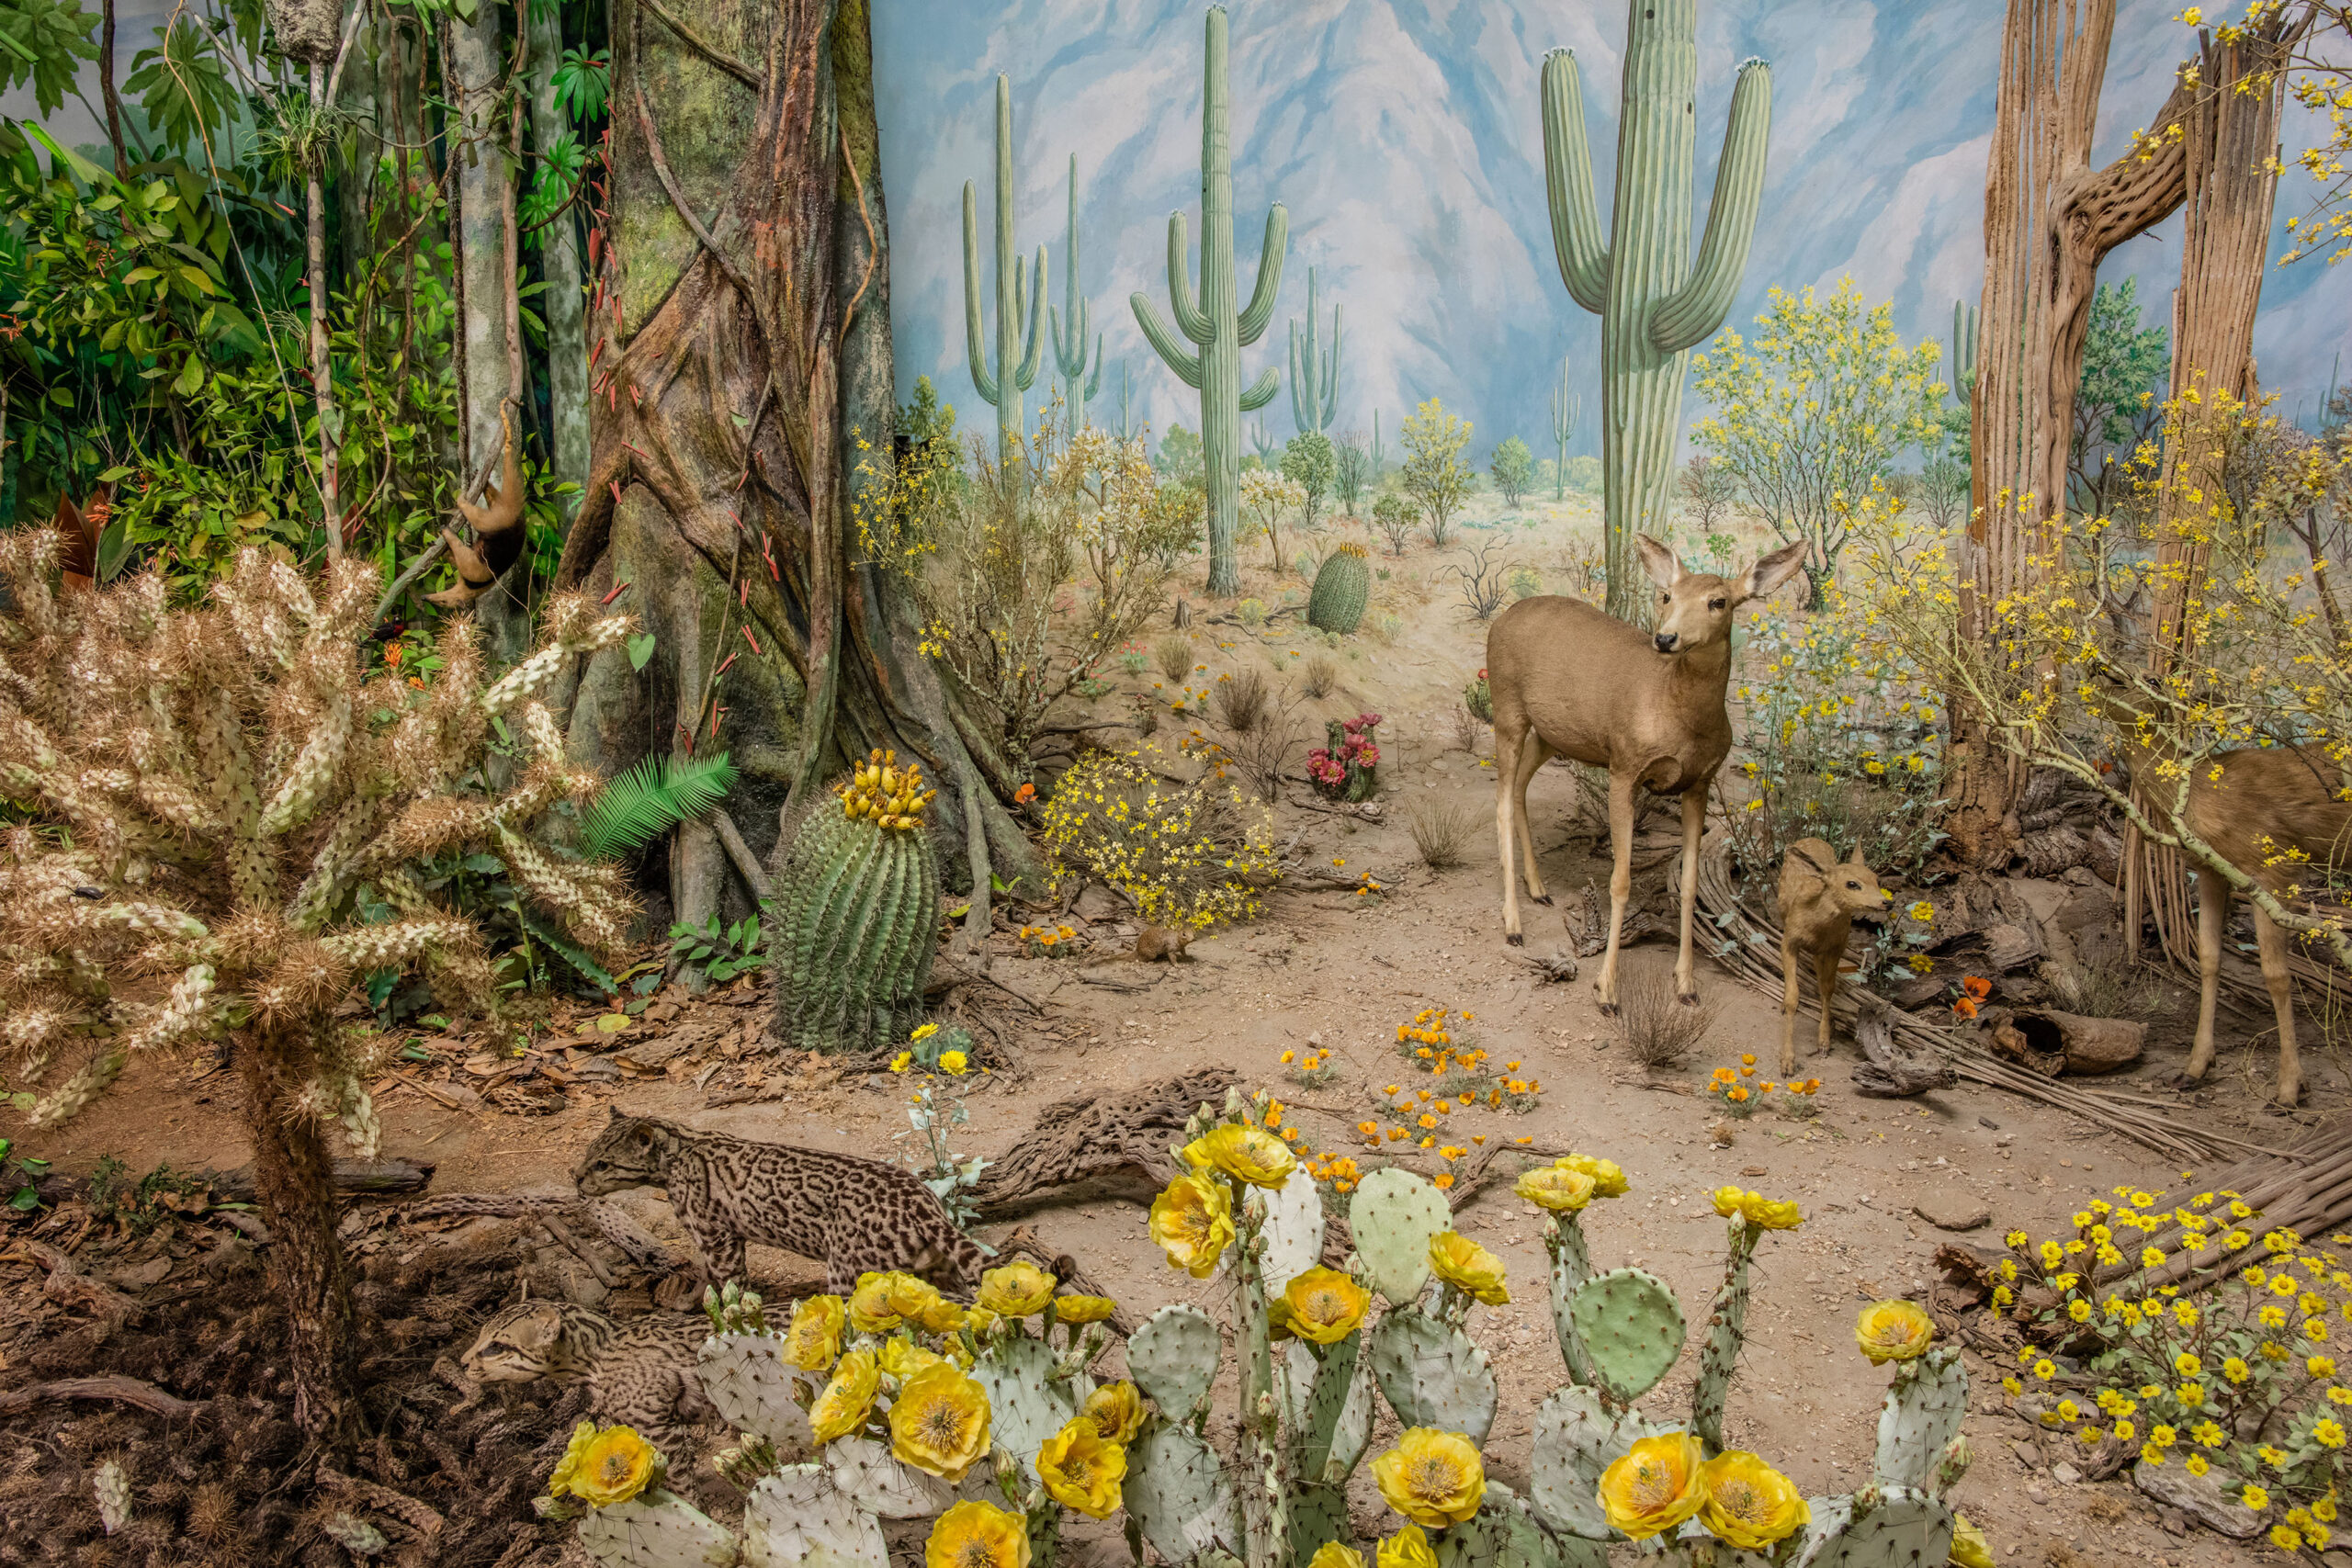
[[1049, 154, 1103, 424], [1542, 1, 1771, 617], [963, 73, 1046, 452], [1551, 356, 1580, 501], [1288, 265, 1340, 436], [1133, 5, 1288, 597]]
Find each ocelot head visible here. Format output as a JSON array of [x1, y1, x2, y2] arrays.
[[573, 1109, 681, 1197], [460, 1299, 612, 1385]]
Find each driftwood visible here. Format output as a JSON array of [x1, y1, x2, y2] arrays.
[[3, 1238, 141, 1325], [1851, 996, 1956, 1098], [0, 1374, 205, 1418], [1983, 1006, 2145, 1077], [969, 1067, 1243, 1220], [36, 1156, 435, 1210]]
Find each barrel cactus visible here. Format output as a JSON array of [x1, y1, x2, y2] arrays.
[[768, 750, 941, 1055], [1307, 543, 1371, 634]]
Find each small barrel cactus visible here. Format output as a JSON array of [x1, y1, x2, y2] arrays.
[[769, 750, 941, 1055], [1307, 543, 1372, 634]]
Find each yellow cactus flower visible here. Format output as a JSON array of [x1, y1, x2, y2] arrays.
[[1284, 1267, 1372, 1344], [888, 1272, 947, 1322], [1950, 1513, 1996, 1568], [1377, 1525, 1438, 1568], [916, 1293, 971, 1336], [1149, 1172, 1236, 1277], [1373, 1429, 1487, 1527], [977, 1260, 1058, 1318], [783, 1294, 845, 1371], [1515, 1167, 1596, 1212], [810, 1348, 881, 1443], [546, 1420, 598, 1499], [1600, 1432, 1708, 1540], [889, 1362, 993, 1482], [1306, 1544, 1367, 1568], [1556, 1152, 1630, 1197], [561, 1425, 662, 1508], [849, 1271, 906, 1335], [1697, 1451, 1810, 1550], [1082, 1380, 1147, 1444], [1054, 1293, 1118, 1325], [1184, 1122, 1299, 1188], [1855, 1300, 1937, 1364], [925, 1499, 1031, 1568], [1035, 1416, 1127, 1518], [880, 1337, 947, 1382], [1428, 1232, 1510, 1305]]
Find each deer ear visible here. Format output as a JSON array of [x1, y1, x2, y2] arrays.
[[1634, 534, 1682, 589], [1736, 541, 1810, 603]]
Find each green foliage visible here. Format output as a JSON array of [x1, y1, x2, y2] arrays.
[[670, 911, 766, 984], [551, 46, 611, 124], [1158, 423, 1205, 487], [0, 1135, 49, 1213], [124, 16, 239, 156], [578, 752, 741, 861], [1400, 399, 1473, 547], [2069, 277, 2169, 516], [1490, 436, 1534, 505], [1281, 432, 1336, 529], [0, 0, 96, 121], [1372, 492, 1417, 556]]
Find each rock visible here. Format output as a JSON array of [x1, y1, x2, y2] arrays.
[[1074, 883, 1125, 921], [1912, 1202, 1992, 1233], [2007, 877, 2070, 927], [2052, 1461, 2082, 1485], [1982, 922, 2044, 972], [2137, 1460, 2267, 1537]]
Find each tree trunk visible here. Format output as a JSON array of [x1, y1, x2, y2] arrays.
[[98, 0, 128, 178], [528, 0, 593, 512], [556, 0, 1038, 922], [235, 1021, 357, 1444], [308, 56, 344, 558]]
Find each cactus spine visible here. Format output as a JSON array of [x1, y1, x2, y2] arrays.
[[1050, 153, 1103, 424], [1306, 544, 1369, 635], [1132, 4, 1288, 597], [963, 73, 1047, 453], [1550, 357, 1580, 502], [1288, 266, 1340, 437], [768, 750, 941, 1055], [1541, 1, 1771, 617]]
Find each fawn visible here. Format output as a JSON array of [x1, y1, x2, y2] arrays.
[[1488, 534, 1808, 1010], [1775, 839, 1887, 1074]]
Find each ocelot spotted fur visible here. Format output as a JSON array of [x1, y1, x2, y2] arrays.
[[571, 1110, 988, 1293], [460, 1299, 717, 1456]]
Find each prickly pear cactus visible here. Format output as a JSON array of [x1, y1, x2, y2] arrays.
[[1545, 1220, 1597, 1386], [1284, 1481, 1351, 1563], [1874, 1348, 1970, 1494], [1129, 1302, 1222, 1417], [1125, 1421, 1242, 1565], [1298, 1333, 1375, 1485], [697, 1334, 814, 1451], [1256, 1166, 1326, 1295], [767, 750, 941, 1055], [1527, 1385, 1652, 1540], [1307, 544, 1371, 635], [741, 1465, 888, 1568], [1351, 1167, 1453, 1303], [824, 1436, 955, 1520], [1793, 1485, 1953, 1568], [577, 1492, 741, 1568], [973, 1332, 1077, 1473], [1568, 1267, 1684, 1402], [1370, 1308, 1499, 1447], [1690, 1223, 1758, 1452]]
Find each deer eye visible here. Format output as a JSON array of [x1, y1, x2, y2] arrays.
[[1846, 880, 1860, 889], [1709, 598, 1725, 610], [1660, 592, 1670, 604]]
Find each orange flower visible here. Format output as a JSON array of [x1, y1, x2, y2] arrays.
[[1434, 1174, 1455, 1190], [1013, 783, 1036, 804], [1962, 976, 1992, 999], [1951, 998, 1979, 1019]]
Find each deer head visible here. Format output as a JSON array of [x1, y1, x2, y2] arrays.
[[1636, 534, 1809, 656]]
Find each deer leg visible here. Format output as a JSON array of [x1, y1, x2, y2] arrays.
[[1495, 717, 1528, 945], [1595, 769, 1636, 1015], [1813, 946, 1841, 1053], [1673, 784, 1706, 1003], [2254, 904, 2301, 1107], [1514, 738, 1555, 903], [2185, 865, 2226, 1086], [1779, 939, 1802, 1076]]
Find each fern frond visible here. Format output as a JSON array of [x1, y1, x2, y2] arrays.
[[578, 751, 739, 861]]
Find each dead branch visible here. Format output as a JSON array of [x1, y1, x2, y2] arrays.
[[0, 1374, 204, 1418]]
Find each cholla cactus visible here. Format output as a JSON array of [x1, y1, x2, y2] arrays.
[[0, 534, 632, 1432]]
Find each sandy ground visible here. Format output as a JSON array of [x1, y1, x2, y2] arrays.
[[11, 490, 2339, 1568]]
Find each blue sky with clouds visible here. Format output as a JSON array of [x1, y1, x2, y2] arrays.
[[873, 0, 2352, 459]]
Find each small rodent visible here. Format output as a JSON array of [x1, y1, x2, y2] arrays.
[[1128, 925, 1193, 963]]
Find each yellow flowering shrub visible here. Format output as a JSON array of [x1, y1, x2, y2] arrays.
[[1037, 749, 1277, 931]]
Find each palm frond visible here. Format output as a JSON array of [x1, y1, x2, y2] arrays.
[[578, 751, 739, 861]]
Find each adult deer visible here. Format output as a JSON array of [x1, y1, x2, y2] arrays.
[[1489, 534, 1807, 1010]]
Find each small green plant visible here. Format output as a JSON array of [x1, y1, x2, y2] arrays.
[[1464, 671, 1493, 724], [1117, 644, 1151, 677], [0, 1138, 51, 1215], [1372, 492, 1418, 555], [1235, 596, 1268, 627], [670, 911, 767, 984], [1508, 565, 1544, 600], [1705, 531, 1740, 571], [1015, 921, 1080, 957], [85, 1156, 212, 1234], [1703, 1058, 1820, 1118], [578, 752, 740, 860], [888, 1024, 989, 1234], [1371, 610, 1403, 644]]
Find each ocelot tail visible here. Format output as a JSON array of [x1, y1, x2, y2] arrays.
[[571, 1110, 988, 1293]]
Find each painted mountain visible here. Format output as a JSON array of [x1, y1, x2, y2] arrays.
[[872, 0, 2352, 458]]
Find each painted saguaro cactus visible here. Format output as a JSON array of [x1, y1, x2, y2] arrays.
[[1288, 266, 1340, 437], [1551, 356, 1580, 502], [1133, 5, 1288, 597], [964, 73, 1047, 452], [1049, 154, 1104, 424], [1541, 0, 1770, 617]]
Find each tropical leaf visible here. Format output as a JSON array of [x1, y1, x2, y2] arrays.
[[578, 751, 738, 861]]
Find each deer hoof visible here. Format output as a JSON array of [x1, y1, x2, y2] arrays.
[[1678, 991, 1701, 1007], [2168, 1069, 2207, 1092], [1596, 1001, 1620, 1019], [1505, 932, 1525, 948], [1531, 894, 1554, 907]]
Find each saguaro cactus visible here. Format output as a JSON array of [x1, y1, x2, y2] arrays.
[[1950, 299, 1978, 400], [1288, 266, 1340, 437], [1133, 4, 1288, 597], [1049, 154, 1103, 424], [963, 73, 1046, 452], [1550, 356, 1580, 502], [1541, 1, 1771, 617]]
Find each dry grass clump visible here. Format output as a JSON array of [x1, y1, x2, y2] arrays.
[[1155, 634, 1195, 683], [1615, 967, 1719, 1069], [1300, 653, 1341, 700], [1211, 666, 1272, 733], [1408, 796, 1477, 869]]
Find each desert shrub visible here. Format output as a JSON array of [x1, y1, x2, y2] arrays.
[[1508, 566, 1544, 600], [1236, 597, 1269, 627], [1369, 610, 1403, 644], [1300, 653, 1340, 699], [1451, 536, 1519, 622], [1408, 796, 1477, 869], [1038, 750, 1277, 930], [1614, 967, 1717, 1068], [1211, 665, 1271, 732], [1243, 468, 1307, 574], [1154, 633, 1195, 682], [1400, 399, 1473, 547], [1372, 492, 1417, 556]]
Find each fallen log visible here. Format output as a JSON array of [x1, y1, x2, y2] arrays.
[[0, 1374, 205, 1419], [969, 1067, 1243, 1219], [1851, 996, 1955, 1098]]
